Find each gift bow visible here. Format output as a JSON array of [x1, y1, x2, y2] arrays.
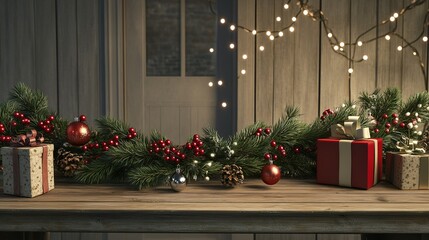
[[331, 116, 371, 139], [396, 137, 427, 154], [10, 129, 45, 147]]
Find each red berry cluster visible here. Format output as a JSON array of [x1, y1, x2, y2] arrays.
[[149, 139, 186, 164], [320, 108, 334, 120], [264, 140, 288, 161], [37, 115, 55, 134], [0, 123, 11, 143], [83, 134, 120, 152], [13, 112, 31, 126], [255, 127, 271, 136], [127, 127, 137, 139], [185, 134, 205, 156], [373, 113, 400, 134]]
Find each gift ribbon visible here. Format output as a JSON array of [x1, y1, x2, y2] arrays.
[[331, 116, 371, 140], [10, 129, 44, 147], [338, 139, 378, 187]]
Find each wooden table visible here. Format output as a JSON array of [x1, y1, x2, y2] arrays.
[[0, 179, 428, 234]]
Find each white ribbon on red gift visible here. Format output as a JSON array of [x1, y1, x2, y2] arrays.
[[332, 116, 378, 187]]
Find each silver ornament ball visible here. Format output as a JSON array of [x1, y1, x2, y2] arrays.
[[170, 169, 187, 192]]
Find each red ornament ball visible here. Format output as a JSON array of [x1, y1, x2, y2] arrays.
[[382, 114, 389, 119], [399, 122, 406, 128], [66, 121, 91, 146], [79, 115, 87, 122], [261, 163, 281, 185]]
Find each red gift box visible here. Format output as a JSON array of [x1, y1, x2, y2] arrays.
[[317, 138, 383, 189]]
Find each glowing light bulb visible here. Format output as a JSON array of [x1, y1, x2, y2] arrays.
[[259, 46, 265, 51], [339, 42, 345, 47], [390, 16, 395, 22], [393, 13, 399, 18], [385, 35, 390, 40], [209, 48, 214, 53], [218, 80, 223, 86], [303, 9, 309, 15], [230, 25, 235, 31], [284, 3, 289, 9], [278, 31, 284, 37], [348, 68, 354, 74], [221, 102, 227, 108], [241, 69, 246, 75], [252, 30, 257, 35], [333, 45, 339, 51], [363, 55, 368, 61], [357, 41, 363, 46], [289, 27, 295, 32], [229, 43, 235, 49], [423, 36, 428, 42], [327, 33, 333, 38], [413, 52, 417, 56], [397, 46, 402, 51], [220, 18, 226, 24], [242, 54, 248, 60], [269, 35, 275, 40], [276, 16, 281, 22], [339, 47, 344, 52], [266, 31, 271, 36], [292, 17, 297, 22], [208, 82, 214, 87]]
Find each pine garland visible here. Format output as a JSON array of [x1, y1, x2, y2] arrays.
[[3, 83, 429, 189]]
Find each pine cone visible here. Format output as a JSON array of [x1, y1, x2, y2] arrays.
[[55, 148, 84, 177], [221, 164, 244, 187]]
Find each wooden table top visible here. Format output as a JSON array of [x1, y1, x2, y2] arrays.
[[0, 179, 428, 233]]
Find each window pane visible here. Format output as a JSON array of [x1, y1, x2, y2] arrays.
[[146, 0, 181, 76], [185, 0, 216, 76]]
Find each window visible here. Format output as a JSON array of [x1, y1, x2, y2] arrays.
[[146, 0, 217, 77]]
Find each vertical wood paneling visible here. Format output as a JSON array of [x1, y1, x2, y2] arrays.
[[124, 0, 145, 130], [80, 232, 104, 240], [255, 0, 275, 125], [34, 0, 58, 112], [77, 0, 100, 126], [180, 106, 192, 142], [105, 0, 124, 120], [402, 0, 428, 98], [50, 232, 61, 240], [147, 106, 161, 134], [256, 234, 316, 240], [161, 106, 180, 143], [57, 0, 79, 120], [61, 232, 80, 240], [291, 0, 320, 123], [237, 0, 256, 130], [350, 0, 377, 101], [273, 0, 295, 122], [377, 0, 403, 90], [317, 234, 361, 240], [0, 0, 36, 102], [320, 0, 350, 111]]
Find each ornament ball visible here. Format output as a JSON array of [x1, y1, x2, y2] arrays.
[[66, 121, 91, 146], [261, 163, 281, 185], [170, 169, 187, 192]]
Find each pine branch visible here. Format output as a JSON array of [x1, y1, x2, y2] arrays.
[[74, 156, 116, 184], [9, 82, 49, 117], [95, 117, 132, 139], [128, 165, 174, 189]]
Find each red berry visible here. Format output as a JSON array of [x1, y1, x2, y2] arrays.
[[193, 134, 200, 141], [154, 147, 160, 153], [45, 127, 51, 133], [94, 143, 100, 148], [197, 141, 203, 147], [19, 113, 24, 119], [374, 128, 379, 133], [320, 115, 326, 120], [164, 156, 170, 161], [192, 142, 198, 148], [165, 139, 171, 145], [264, 128, 271, 135], [170, 156, 176, 161], [0, 127, 4, 133], [82, 145, 88, 151], [294, 147, 301, 154], [13, 112, 20, 118], [113, 135, 119, 141], [38, 121, 44, 127], [270, 140, 277, 148], [79, 115, 86, 122], [385, 123, 391, 128], [170, 147, 177, 153], [194, 147, 200, 152], [164, 148, 171, 154], [323, 111, 329, 116], [109, 140, 115, 146], [392, 113, 399, 118], [127, 134, 133, 139], [255, 132, 261, 136], [102, 142, 107, 147], [114, 141, 119, 147], [194, 151, 200, 156], [48, 115, 55, 121], [256, 128, 263, 134], [128, 127, 135, 133], [45, 120, 51, 125], [102, 146, 109, 151], [199, 149, 205, 155], [272, 154, 278, 161], [0, 123, 3, 128], [180, 154, 186, 159], [399, 122, 406, 128], [281, 150, 287, 157], [11, 121, 17, 127], [5, 136, 11, 142], [264, 153, 271, 160], [186, 143, 192, 150], [382, 114, 388, 119], [0, 136, 5, 142], [132, 132, 137, 137], [88, 143, 94, 149], [385, 128, 390, 134], [277, 145, 284, 151], [392, 120, 399, 125]]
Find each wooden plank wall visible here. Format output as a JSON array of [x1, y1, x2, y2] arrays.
[[237, 0, 429, 129]]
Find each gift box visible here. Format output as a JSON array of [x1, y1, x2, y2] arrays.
[[317, 138, 383, 189], [386, 152, 429, 190], [1, 144, 55, 197]]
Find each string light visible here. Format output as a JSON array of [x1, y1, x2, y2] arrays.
[[278, 31, 284, 37], [259, 46, 265, 51], [252, 30, 257, 35], [241, 69, 246, 75], [327, 33, 333, 38], [266, 31, 271, 36], [209, 48, 214, 53], [390, 16, 395, 22], [423, 36, 428, 42], [208, 82, 214, 87], [292, 17, 297, 22], [284, 3, 289, 9], [413, 52, 417, 56], [339, 42, 345, 47], [348, 68, 354, 74], [357, 41, 363, 46], [385, 35, 391, 40], [221, 102, 227, 108], [218, 80, 223, 86], [229, 43, 235, 49], [276, 16, 281, 22], [393, 12, 399, 18], [397, 46, 403, 51], [333, 45, 339, 51], [230, 25, 235, 31], [303, 9, 309, 15], [220, 18, 226, 24], [242, 54, 248, 60], [289, 27, 295, 32], [363, 55, 368, 61], [269, 35, 275, 40]]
